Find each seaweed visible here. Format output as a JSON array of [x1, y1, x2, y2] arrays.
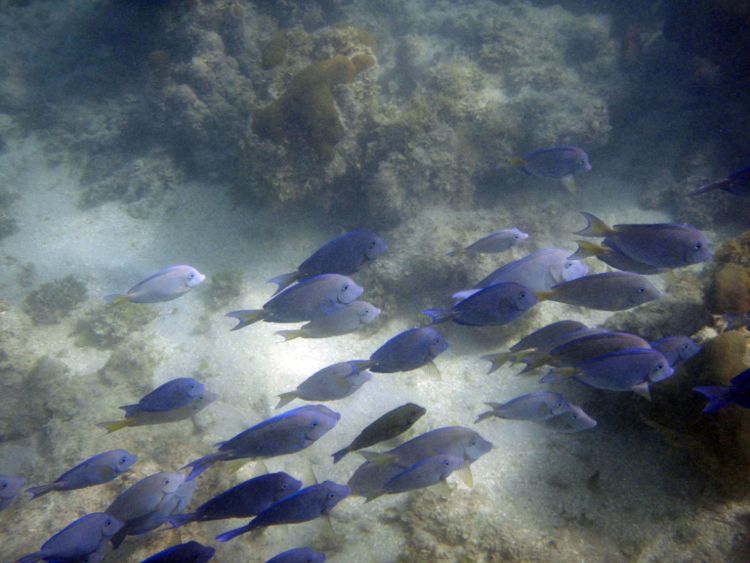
[[22, 275, 88, 325], [73, 300, 158, 349]]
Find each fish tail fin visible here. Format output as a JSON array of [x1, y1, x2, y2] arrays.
[[446, 249, 461, 257], [349, 359, 375, 373], [182, 451, 231, 480], [574, 211, 615, 237], [97, 419, 133, 434], [481, 351, 515, 374], [332, 447, 350, 464], [693, 385, 733, 414], [359, 451, 398, 464], [534, 290, 554, 302], [25, 482, 61, 499], [275, 392, 298, 409], [225, 309, 265, 331], [365, 491, 383, 502], [521, 353, 551, 372], [539, 368, 575, 384], [505, 155, 526, 169], [422, 308, 454, 324], [275, 329, 302, 341], [110, 526, 128, 550], [268, 271, 300, 295], [690, 180, 725, 197], [216, 523, 253, 542], [166, 513, 195, 528], [568, 240, 607, 260], [104, 294, 129, 304], [561, 175, 577, 194], [474, 409, 498, 423]]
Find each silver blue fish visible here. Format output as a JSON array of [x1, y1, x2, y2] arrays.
[[140, 541, 215, 563], [27, 449, 136, 499], [18, 513, 123, 563], [541, 348, 674, 397], [276, 360, 372, 408], [276, 300, 381, 341], [227, 274, 363, 330], [509, 320, 589, 352], [267, 547, 327, 563], [105, 472, 184, 535], [447, 228, 528, 256], [269, 229, 387, 294], [216, 481, 350, 542], [425, 282, 537, 326], [98, 379, 216, 433], [168, 472, 302, 527], [650, 336, 701, 367], [537, 404, 597, 433], [366, 327, 448, 373], [107, 265, 205, 303], [525, 331, 651, 371], [475, 392, 571, 423], [508, 145, 591, 193], [183, 405, 340, 479], [453, 248, 588, 299], [0, 474, 24, 512], [537, 271, 661, 311], [691, 166, 750, 197], [572, 212, 713, 268], [367, 454, 464, 501]]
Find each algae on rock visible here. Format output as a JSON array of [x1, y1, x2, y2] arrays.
[[22, 275, 88, 325]]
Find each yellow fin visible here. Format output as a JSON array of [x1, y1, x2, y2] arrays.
[[507, 155, 526, 168], [97, 419, 133, 434], [423, 360, 441, 378], [275, 329, 301, 342], [226, 459, 250, 473], [535, 290, 554, 302], [456, 465, 473, 488], [561, 175, 577, 194], [568, 240, 608, 260]]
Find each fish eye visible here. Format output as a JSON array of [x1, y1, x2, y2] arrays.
[[311, 421, 318, 427], [104, 517, 113, 526], [638, 287, 645, 293], [513, 233, 520, 239], [564, 262, 572, 269], [578, 159, 585, 165], [343, 284, 349, 291], [327, 492, 336, 499], [0, 482, 6, 489], [656, 364, 663, 370], [519, 291, 527, 299], [694, 242, 703, 250], [470, 439, 477, 446], [120, 456, 127, 464], [163, 478, 170, 485]]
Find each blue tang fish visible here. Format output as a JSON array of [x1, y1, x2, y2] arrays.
[[691, 166, 750, 197], [650, 336, 701, 368], [424, 282, 537, 326], [18, 513, 123, 563], [27, 449, 136, 499], [447, 227, 528, 256], [475, 391, 571, 423], [183, 405, 340, 479], [694, 368, 750, 413], [266, 547, 327, 563], [0, 474, 25, 512], [227, 274, 363, 330], [168, 472, 302, 528], [139, 541, 215, 563], [269, 229, 387, 294], [507, 145, 591, 193], [276, 300, 381, 341], [106, 265, 205, 303], [453, 248, 588, 299], [572, 212, 712, 268], [366, 327, 448, 373], [216, 481, 350, 542]]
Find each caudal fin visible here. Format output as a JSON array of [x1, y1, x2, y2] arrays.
[[226, 310, 265, 331], [268, 271, 300, 295], [574, 212, 615, 237], [182, 451, 232, 480], [216, 523, 252, 542], [166, 513, 196, 528], [110, 526, 128, 550], [422, 308, 453, 324], [568, 240, 608, 260], [275, 392, 298, 409], [474, 409, 498, 423], [97, 419, 133, 434], [481, 350, 533, 374], [332, 446, 351, 464], [25, 482, 61, 499], [359, 451, 398, 464], [276, 329, 302, 341], [693, 385, 733, 414]]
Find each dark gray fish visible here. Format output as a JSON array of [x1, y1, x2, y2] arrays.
[[573, 212, 713, 268], [276, 360, 372, 408], [168, 472, 302, 528], [18, 513, 123, 563], [508, 145, 591, 192], [538, 271, 661, 311], [528, 331, 651, 370], [267, 547, 327, 563], [691, 166, 750, 197], [424, 282, 537, 326], [215, 481, 350, 542], [573, 239, 665, 275], [448, 228, 528, 256], [27, 449, 137, 499], [367, 327, 448, 373], [276, 301, 380, 341], [183, 405, 340, 479], [139, 541, 215, 563], [453, 248, 589, 299], [0, 475, 25, 512], [332, 402, 427, 463], [270, 229, 387, 294], [227, 274, 363, 330], [475, 392, 571, 423], [367, 454, 464, 501], [106, 265, 205, 303], [509, 320, 588, 352], [650, 336, 701, 367]]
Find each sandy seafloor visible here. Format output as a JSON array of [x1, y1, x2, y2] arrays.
[[1, 0, 750, 562]]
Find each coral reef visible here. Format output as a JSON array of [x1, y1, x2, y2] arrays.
[[73, 301, 158, 350], [706, 231, 750, 316], [22, 275, 88, 325], [202, 270, 243, 309]]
